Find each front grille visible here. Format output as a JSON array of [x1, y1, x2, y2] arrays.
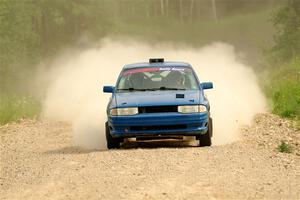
[[138, 106, 178, 113], [130, 124, 187, 131]]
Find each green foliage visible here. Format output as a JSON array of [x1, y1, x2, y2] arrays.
[[272, 85, 300, 118], [267, 59, 300, 118], [277, 140, 293, 153], [0, 0, 282, 125], [272, 83, 300, 118], [266, 0, 300, 121], [0, 0, 280, 93], [0, 95, 40, 125], [0, 0, 114, 93], [270, 0, 300, 63]]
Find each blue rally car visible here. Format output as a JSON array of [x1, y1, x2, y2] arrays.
[[103, 58, 213, 149]]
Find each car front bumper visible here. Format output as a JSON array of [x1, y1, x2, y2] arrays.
[[108, 112, 209, 138]]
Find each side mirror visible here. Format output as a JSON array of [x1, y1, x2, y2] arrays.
[[201, 82, 213, 90], [103, 86, 115, 93]]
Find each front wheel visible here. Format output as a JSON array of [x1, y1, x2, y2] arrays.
[[105, 122, 122, 149], [198, 117, 212, 147]]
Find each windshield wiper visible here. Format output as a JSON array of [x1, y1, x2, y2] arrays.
[[117, 88, 146, 92], [148, 87, 186, 91], [118, 87, 186, 92]]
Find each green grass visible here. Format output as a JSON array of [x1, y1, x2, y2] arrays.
[[277, 141, 293, 153], [0, 95, 41, 126], [272, 82, 300, 118], [266, 59, 300, 119]]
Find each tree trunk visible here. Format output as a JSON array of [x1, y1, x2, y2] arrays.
[[165, 0, 169, 17], [190, 0, 194, 21], [212, 0, 218, 22], [179, 0, 183, 22], [160, 0, 164, 15]]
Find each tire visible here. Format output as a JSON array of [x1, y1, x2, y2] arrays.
[[105, 122, 122, 149], [199, 117, 212, 147]]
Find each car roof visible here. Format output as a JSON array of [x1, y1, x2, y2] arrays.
[[123, 61, 192, 70]]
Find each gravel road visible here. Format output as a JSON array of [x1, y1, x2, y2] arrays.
[[1, 113, 299, 200]]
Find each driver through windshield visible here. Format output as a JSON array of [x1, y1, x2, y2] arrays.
[[117, 67, 199, 91]]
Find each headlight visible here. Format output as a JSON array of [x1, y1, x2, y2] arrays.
[[178, 105, 207, 113], [110, 107, 138, 116]]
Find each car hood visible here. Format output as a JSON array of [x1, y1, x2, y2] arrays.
[[113, 90, 202, 108]]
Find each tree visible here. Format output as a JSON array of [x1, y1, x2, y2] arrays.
[[271, 0, 300, 63]]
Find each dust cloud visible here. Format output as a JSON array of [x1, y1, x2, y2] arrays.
[[40, 39, 267, 149]]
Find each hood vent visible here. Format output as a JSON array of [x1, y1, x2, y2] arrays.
[[176, 94, 185, 98]]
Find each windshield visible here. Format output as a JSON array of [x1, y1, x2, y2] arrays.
[[116, 67, 199, 91]]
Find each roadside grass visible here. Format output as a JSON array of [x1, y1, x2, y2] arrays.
[[0, 95, 41, 126], [266, 59, 300, 120], [277, 140, 293, 153]]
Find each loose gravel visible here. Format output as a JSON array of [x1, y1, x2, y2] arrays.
[[0, 113, 299, 200]]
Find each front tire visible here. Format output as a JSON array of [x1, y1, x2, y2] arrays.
[[199, 117, 212, 147], [105, 122, 122, 149]]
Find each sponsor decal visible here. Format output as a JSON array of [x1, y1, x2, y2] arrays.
[[123, 67, 188, 76], [123, 67, 159, 76]]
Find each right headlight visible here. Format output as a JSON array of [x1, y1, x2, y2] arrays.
[[178, 105, 207, 113], [110, 107, 138, 116]]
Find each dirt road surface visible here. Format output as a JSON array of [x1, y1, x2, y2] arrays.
[[1, 113, 300, 200]]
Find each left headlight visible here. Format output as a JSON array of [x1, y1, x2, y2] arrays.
[[178, 105, 207, 113], [110, 107, 138, 116]]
